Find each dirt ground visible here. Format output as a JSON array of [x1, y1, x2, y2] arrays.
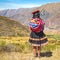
[[0, 48, 60, 60]]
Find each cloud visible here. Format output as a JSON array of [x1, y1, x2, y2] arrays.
[[0, 2, 42, 10]]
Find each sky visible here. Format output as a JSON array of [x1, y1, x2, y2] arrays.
[[0, 0, 60, 10]]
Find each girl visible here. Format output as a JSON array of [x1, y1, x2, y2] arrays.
[[29, 10, 48, 58]]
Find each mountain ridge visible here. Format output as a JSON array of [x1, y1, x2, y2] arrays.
[[0, 2, 60, 31]]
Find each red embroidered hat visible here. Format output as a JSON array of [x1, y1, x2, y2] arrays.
[[32, 10, 40, 14]]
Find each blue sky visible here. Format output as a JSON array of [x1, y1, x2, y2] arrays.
[[0, 0, 60, 10]]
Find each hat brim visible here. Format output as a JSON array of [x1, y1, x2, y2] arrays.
[[32, 10, 40, 14]]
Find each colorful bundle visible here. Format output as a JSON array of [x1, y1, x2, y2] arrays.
[[29, 18, 45, 33]]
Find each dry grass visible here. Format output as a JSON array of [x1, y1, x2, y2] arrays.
[[0, 36, 60, 60], [0, 48, 60, 60]]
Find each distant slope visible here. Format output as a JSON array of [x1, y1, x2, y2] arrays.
[[45, 13, 60, 30], [0, 2, 60, 25], [0, 2, 60, 31], [0, 16, 29, 36], [44, 13, 60, 34], [37, 2, 60, 20], [0, 8, 36, 25]]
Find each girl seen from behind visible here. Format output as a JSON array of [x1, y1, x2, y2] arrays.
[[29, 10, 48, 58]]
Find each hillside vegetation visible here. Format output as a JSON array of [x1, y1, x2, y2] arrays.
[[0, 16, 30, 36]]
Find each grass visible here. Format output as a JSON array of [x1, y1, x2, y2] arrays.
[[47, 34, 60, 41], [0, 35, 60, 60], [0, 37, 32, 53], [0, 34, 60, 52]]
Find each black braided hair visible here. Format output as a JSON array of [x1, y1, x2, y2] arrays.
[[32, 11, 40, 18]]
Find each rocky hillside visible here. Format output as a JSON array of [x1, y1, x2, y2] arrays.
[[0, 8, 36, 25], [38, 2, 60, 19], [44, 13, 60, 34], [0, 2, 60, 30], [0, 16, 29, 36], [45, 13, 60, 30]]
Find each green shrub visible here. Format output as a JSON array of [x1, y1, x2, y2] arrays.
[[0, 40, 6, 46], [6, 43, 22, 52]]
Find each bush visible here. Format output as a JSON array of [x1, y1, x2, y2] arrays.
[[0, 40, 6, 46], [6, 43, 22, 52]]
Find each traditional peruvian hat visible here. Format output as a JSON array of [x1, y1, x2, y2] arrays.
[[32, 10, 40, 14]]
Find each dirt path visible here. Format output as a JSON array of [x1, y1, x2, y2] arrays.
[[0, 48, 60, 60]]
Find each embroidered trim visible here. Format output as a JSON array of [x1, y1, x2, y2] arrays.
[[29, 37, 47, 41], [29, 41, 48, 46]]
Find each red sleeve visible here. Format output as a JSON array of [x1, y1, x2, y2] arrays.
[[40, 19, 45, 25]]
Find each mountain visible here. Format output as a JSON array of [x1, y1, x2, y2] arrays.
[[0, 8, 36, 25], [0, 16, 29, 36], [0, 2, 60, 30], [44, 13, 60, 34], [45, 13, 60, 29]]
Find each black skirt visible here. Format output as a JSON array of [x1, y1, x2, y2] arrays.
[[29, 31, 48, 46]]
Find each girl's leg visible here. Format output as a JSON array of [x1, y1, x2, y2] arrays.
[[33, 46, 37, 57], [37, 46, 41, 57]]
